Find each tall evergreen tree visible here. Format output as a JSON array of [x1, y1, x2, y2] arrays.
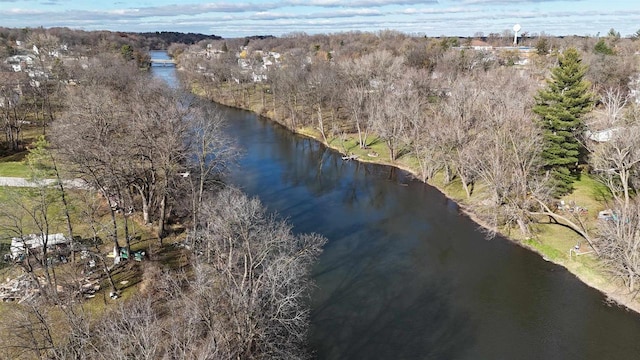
[[533, 47, 593, 196]]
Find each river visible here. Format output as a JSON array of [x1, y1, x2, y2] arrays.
[[151, 50, 640, 359]]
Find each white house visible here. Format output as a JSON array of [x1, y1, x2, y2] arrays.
[[252, 72, 267, 82], [6, 55, 34, 67], [10, 233, 69, 259], [585, 128, 619, 143]]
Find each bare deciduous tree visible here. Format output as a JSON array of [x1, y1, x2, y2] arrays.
[[53, 58, 224, 245], [405, 101, 443, 182], [306, 61, 338, 143], [588, 124, 640, 208], [0, 71, 32, 151], [184, 103, 236, 232], [598, 86, 628, 124], [341, 50, 403, 150], [0, 302, 56, 359], [92, 298, 162, 360], [433, 74, 482, 192], [596, 198, 640, 292], [190, 188, 326, 359], [468, 70, 548, 238], [52, 83, 129, 254]]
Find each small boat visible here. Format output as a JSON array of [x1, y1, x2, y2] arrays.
[[342, 154, 358, 161]]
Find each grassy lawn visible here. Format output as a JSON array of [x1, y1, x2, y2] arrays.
[[0, 147, 31, 178], [427, 171, 470, 202], [0, 186, 72, 243], [0, 126, 45, 178], [562, 174, 612, 213], [0, 160, 31, 177]]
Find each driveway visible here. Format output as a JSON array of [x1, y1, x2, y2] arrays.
[[0, 177, 88, 188]]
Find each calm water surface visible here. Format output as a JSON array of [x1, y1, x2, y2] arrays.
[[152, 51, 640, 360]]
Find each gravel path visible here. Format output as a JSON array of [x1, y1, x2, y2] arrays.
[[0, 177, 88, 188]]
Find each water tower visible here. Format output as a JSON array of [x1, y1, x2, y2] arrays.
[[513, 24, 521, 46]]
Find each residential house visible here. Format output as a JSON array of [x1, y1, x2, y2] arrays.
[[10, 233, 69, 260]]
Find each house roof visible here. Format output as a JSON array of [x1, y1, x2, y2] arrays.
[[470, 39, 492, 48], [10, 233, 69, 258]]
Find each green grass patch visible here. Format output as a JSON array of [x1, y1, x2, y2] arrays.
[[527, 216, 584, 262], [441, 176, 469, 201], [0, 161, 31, 178], [399, 155, 421, 172], [426, 171, 469, 202], [298, 127, 321, 139], [0, 146, 31, 177], [0, 186, 71, 243], [0, 127, 53, 177], [523, 238, 567, 262], [563, 173, 612, 213]]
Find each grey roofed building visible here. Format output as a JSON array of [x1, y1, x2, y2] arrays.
[[10, 233, 69, 259]]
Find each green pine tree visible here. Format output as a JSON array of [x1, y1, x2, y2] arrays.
[[594, 39, 614, 55], [533, 47, 593, 196]]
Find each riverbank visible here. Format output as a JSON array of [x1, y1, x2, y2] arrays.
[[192, 84, 640, 314], [328, 133, 640, 313], [309, 126, 640, 314]]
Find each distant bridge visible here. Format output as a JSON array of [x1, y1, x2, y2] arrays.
[[150, 58, 176, 66]]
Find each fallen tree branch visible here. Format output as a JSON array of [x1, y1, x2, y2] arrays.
[[529, 197, 599, 256]]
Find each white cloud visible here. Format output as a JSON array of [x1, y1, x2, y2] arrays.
[[462, 0, 583, 4], [0, 0, 637, 38], [283, 0, 436, 7], [401, 7, 478, 15], [252, 8, 383, 20]]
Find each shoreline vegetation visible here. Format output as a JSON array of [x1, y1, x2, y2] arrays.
[[183, 78, 640, 314]]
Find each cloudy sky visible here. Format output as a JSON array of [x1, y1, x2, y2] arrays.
[[1, 0, 639, 38]]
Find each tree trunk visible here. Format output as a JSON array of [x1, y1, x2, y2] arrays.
[[136, 187, 150, 225], [459, 171, 472, 199], [109, 208, 120, 261], [444, 164, 453, 184], [51, 156, 74, 262], [317, 104, 327, 143], [124, 215, 131, 254], [621, 168, 630, 209], [158, 192, 167, 243], [272, 89, 277, 120], [356, 118, 364, 148]]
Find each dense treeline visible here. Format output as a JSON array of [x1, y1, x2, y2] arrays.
[[0, 27, 220, 60], [0, 28, 325, 359], [138, 31, 222, 47], [177, 30, 640, 293]]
